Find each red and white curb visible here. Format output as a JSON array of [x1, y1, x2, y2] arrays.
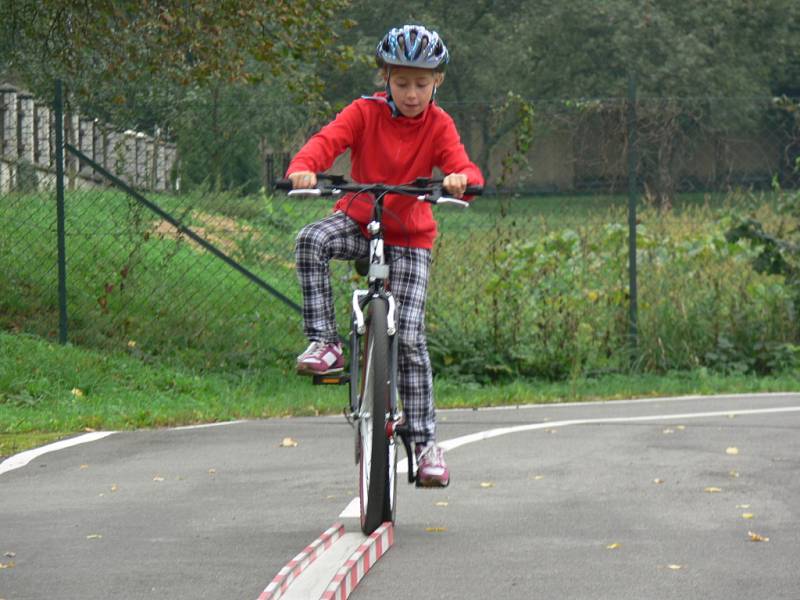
[[321, 522, 394, 600], [259, 523, 345, 600], [258, 522, 394, 600]]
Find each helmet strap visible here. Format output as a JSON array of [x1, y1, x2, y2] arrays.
[[384, 66, 400, 118]]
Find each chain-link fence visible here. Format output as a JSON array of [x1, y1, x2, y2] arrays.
[[2, 82, 799, 379]]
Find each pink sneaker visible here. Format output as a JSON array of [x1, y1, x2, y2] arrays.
[[296, 341, 344, 375], [415, 442, 450, 488]]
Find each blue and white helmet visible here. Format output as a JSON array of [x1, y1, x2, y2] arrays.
[[375, 25, 449, 72]]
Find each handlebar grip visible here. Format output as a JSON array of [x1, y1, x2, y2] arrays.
[[274, 178, 293, 190], [465, 186, 483, 196]]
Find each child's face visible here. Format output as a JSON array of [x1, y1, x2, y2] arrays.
[[387, 67, 442, 118]]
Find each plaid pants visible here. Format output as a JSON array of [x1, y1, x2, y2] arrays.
[[295, 211, 436, 443]]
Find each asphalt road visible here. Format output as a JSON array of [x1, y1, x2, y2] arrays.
[[2, 393, 799, 600]]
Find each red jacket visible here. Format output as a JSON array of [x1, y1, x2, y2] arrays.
[[287, 93, 484, 248]]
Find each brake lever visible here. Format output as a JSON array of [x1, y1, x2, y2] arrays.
[[419, 186, 443, 202], [437, 197, 470, 208]]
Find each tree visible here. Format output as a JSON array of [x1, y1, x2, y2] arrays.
[[0, 1, 354, 130], [0, 0, 354, 189], [322, 1, 799, 199], [1, 1, 351, 86], [513, 0, 799, 204]]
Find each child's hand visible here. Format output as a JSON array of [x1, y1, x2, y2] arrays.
[[443, 173, 468, 198], [289, 171, 317, 189]]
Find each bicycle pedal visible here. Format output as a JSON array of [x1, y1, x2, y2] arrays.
[[312, 373, 350, 386]]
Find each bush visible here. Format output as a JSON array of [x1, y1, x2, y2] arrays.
[[428, 202, 799, 382]]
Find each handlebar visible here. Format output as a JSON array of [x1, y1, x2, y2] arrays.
[[274, 174, 482, 207]]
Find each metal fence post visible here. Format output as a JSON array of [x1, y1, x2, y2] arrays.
[[54, 80, 68, 344], [626, 73, 639, 364]]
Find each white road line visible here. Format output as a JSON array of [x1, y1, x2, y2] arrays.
[[0, 420, 248, 477], [439, 405, 800, 451], [171, 419, 248, 431], [439, 391, 800, 413], [338, 403, 800, 517], [0, 431, 117, 476]]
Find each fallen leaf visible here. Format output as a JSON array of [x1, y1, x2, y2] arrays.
[[152, 475, 165, 482], [704, 487, 722, 493], [435, 501, 449, 507], [110, 484, 118, 492], [208, 468, 216, 476], [425, 527, 447, 533], [729, 470, 740, 478], [653, 478, 665, 484], [726, 447, 739, 455], [748, 531, 769, 542], [0, 562, 15, 569], [279, 437, 299, 448], [480, 482, 495, 489], [606, 543, 621, 550], [80, 464, 89, 470], [86, 534, 103, 540], [667, 564, 683, 570], [530, 474, 545, 481], [742, 513, 754, 520]]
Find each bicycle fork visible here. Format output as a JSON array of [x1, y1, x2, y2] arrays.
[[348, 290, 418, 485]]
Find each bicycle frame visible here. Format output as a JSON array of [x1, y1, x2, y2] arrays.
[[347, 193, 408, 481], [278, 174, 482, 531]]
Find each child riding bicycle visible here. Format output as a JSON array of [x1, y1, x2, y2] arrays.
[[287, 24, 484, 487]]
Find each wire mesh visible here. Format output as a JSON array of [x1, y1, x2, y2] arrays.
[[1, 93, 798, 378]]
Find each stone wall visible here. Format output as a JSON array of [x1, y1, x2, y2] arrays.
[[0, 84, 178, 194]]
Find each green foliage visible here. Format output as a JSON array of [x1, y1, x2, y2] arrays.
[[725, 159, 800, 315], [1, 1, 355, 191], [2, 186, 797, 388], [495, 92, 536, 188], [1, 1, 353, 87], [429, 201, 799, 382], [174, 79, 313, 192]]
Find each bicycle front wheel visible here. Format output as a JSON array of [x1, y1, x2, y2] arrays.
[[358, 298, 392, 535]]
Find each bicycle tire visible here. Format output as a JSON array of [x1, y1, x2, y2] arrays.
[[358, 298, 392, 535]]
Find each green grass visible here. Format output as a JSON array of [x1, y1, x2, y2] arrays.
[[2, 331, 798, 459], [0, 189, 309, 367]]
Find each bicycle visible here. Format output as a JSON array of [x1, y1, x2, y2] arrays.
[[276, 174, 482, 535]]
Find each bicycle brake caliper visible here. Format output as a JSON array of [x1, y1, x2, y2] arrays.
[[352, 290, 368, 334], [386, 295, 397, 336]]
